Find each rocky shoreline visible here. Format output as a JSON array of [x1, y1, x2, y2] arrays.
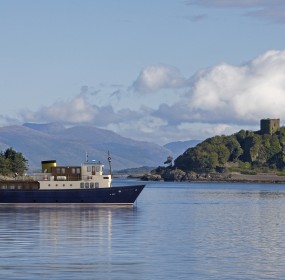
[[140, 172, 285, 184]]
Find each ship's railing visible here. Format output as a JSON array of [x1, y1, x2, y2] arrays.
[[33, 173, 111, 182], [0, 175, 33, 181], [33, 173, 54, 181]]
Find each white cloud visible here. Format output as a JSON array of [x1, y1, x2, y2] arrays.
[[106, 115, 168, 138], [18, 49, 285, 144], [187, 50, 285, 123], [20, 92, 145, 128], [132, 65, 188, 93], [21, 95, 95, 123]]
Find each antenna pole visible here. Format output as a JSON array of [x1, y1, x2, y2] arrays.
[[108, 151, 112, 178]]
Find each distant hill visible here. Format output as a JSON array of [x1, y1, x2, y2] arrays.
[[174, 128, 285, 173], [0, 123, 172, 171], [163, 140, 201, 158], [151, 128, 285, 182]]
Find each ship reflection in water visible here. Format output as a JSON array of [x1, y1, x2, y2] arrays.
[[0, 206, 143, 279]]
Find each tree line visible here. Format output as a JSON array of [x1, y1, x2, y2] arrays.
[[0, 148, 28, 176]]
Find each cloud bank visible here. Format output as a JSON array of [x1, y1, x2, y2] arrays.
[[151, 50, 285, 130], [20, 50, 285, 144], [132, 65, 189, 93], [187, 50, 285, 123]]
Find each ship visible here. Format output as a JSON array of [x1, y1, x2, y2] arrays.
[[0, 159, 145, 205]]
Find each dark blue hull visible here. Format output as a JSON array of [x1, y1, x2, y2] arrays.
[[0, 185, 145, 205]]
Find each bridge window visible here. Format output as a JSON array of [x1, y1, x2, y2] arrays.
[[85, 182, 89, 188], [80, 182, 84, 188], [95, 182, 99, 188], [90, 182, 94, 188]]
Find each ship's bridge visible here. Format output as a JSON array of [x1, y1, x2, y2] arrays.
[[81, 162, 104, 179]]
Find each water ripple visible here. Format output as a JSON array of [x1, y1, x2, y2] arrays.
[[1, 182, 285, 279]]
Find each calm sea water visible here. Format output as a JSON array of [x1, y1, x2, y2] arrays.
[[1, 180, 285, 279]]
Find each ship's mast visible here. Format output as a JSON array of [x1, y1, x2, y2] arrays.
[[108, 151, 112, 178]]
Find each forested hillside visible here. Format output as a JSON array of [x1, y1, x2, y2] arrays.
[[147, 128, 285, 182], [174, 128, 285, 173]]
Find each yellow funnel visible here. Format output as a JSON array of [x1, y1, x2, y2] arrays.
[[41, 160, 56, 173]]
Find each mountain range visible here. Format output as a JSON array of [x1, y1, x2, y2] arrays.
[[0, 123, 200, 171]]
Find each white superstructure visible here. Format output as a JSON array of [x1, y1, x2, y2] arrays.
[[34, 161, 112, 190]]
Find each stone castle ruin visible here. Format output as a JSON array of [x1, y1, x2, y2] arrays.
[[260, 118, 280, 135]]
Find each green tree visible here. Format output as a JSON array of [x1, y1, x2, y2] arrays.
[[175, 144, 219, 172], [0, 153, 11, 176], [0, 148, 28, 176], [226, 136, 243, 161]]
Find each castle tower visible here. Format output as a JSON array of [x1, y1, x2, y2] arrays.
[[260, 118, 280, 135]]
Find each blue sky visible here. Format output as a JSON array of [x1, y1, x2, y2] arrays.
[[1, 0, 285, 144]]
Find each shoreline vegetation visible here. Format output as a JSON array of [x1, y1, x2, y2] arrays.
[[139, 172, 285, 184]]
